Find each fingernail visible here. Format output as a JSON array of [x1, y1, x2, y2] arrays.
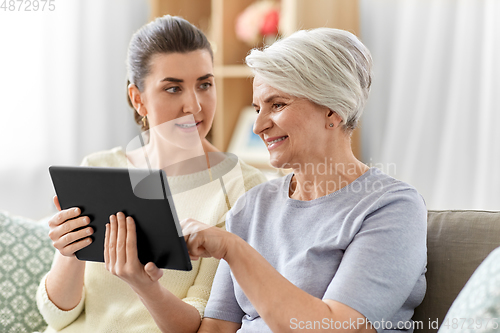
[[86, 228, 92, 235], [74, 208, 79, 214]]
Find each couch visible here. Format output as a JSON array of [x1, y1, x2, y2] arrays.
[[413, 210, 500, 333], [0, 211, 54, 333], [1, 210, 499, 333]]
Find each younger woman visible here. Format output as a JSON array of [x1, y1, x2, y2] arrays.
[[36, 15, 266, 333]]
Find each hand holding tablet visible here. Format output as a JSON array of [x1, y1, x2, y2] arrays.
[[49, 166, 192, 271], [104, 212, 165, 287], [47, 196, 95, 258]]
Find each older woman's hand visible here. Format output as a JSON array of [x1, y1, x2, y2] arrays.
[[104, 212, 163, 290], [47, 196, 94, 257], [181, 218, 237, 261]]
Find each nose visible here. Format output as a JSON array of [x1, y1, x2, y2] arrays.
[[253, 109, 272, 136], [182, 89, 202, 114]]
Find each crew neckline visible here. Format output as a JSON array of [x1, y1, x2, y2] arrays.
[[114, 146, 235, 184], [282, 167, 379, 206]]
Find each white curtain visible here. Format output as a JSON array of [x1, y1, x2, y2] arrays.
[[0, 0, 150, 219], [360, 0, 500, 210]]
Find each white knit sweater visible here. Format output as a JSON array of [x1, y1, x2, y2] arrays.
[[36, 147, 267, 333]]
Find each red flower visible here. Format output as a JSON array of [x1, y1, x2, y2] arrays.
[[260, 9, 279, 36]]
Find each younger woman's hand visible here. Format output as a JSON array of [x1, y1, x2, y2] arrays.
[[48, 196, 94, 257], [181, 218, 237, 261], [104, 212, 163, 290]]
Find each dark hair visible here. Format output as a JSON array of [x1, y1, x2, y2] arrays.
[[126, 15, 213, 131]]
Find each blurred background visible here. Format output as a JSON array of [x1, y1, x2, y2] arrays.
[[0, 0, 498, 220]]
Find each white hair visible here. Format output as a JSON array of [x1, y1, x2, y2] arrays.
[[245, 28, 373, 131]]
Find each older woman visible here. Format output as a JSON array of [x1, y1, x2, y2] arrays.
[[180, 28, 427, 333]]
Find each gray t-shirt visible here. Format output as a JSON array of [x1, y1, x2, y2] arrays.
[[204, 168, 427, 333]]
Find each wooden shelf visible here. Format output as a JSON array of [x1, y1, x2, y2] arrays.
[[149, 0, 211, 32], [214, 65, 253, 78]]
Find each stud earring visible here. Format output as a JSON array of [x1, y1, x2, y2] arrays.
[[142, 116, 147, 127], [329, 123, 334, 127]]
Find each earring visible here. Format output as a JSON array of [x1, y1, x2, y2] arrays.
[[142, 116, 147, 127], [329, 123, 334, 127]]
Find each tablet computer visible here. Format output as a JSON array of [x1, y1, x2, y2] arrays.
[[48, 166, 192, 271]]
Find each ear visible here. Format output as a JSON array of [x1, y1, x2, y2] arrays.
[[326, 109, 342, 129], [128, 84, 146, 117]]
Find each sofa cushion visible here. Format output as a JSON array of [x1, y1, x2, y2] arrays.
[[413, 210, 500, 333], [0, 211, 54, 333], [438, 246, 500, 332]]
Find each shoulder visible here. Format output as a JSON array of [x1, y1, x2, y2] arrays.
[[237, 159, 269, 191], [359, 168, 425, 207], [80, 146, 127, 167], [227, 174, 286, 219], [243, 169, 285, 196], [357, 168, 427, 231]]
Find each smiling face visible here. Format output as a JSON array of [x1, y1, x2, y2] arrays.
[[131, 50, 216, 147], [252, 75, 335, 169]]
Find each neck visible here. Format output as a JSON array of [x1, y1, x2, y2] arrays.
[[143, 130, 213, 176], [289, 138, 369, 201]]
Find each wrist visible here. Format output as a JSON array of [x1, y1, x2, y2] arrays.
[[132, 279, 162, 300], [223, 233, 245, 264], [55, 251, 86, 269]]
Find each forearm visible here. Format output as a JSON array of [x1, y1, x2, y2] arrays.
[[182, 220, 371, 332], [45, 252, 86, 310], [132, 281, 202, 333], [224, 237, 348, 332]]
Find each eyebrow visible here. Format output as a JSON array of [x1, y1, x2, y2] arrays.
[[160, 73, 214, 83], [252, 94, 289, 107]]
